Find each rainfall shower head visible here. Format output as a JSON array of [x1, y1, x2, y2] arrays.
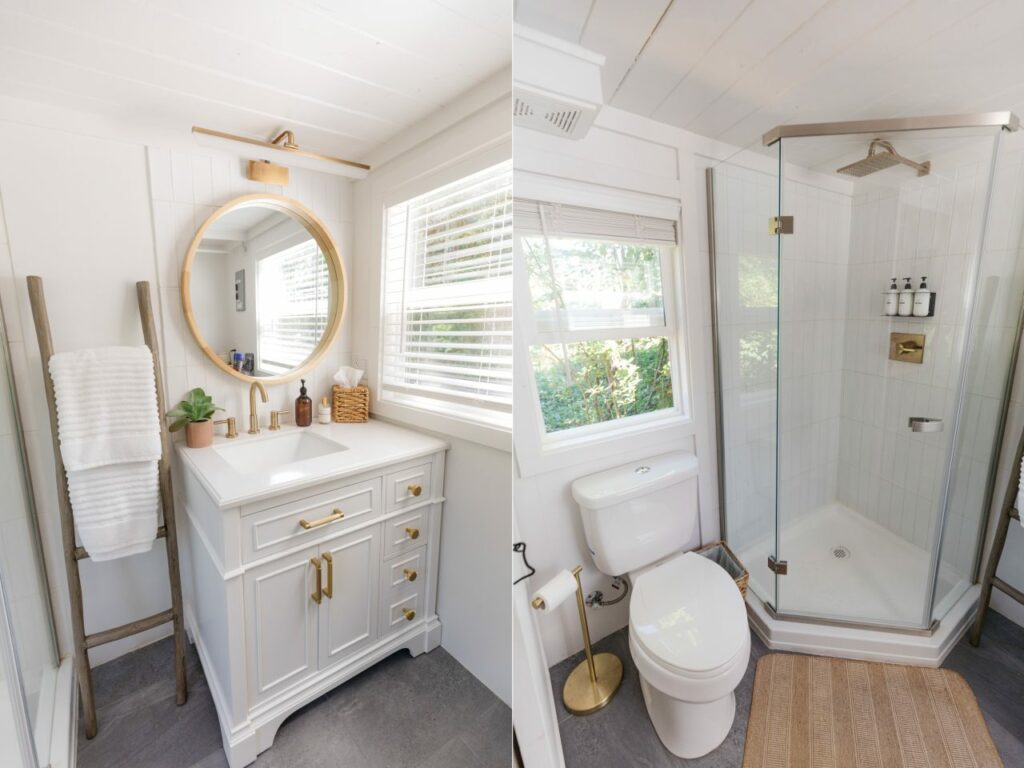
[[836, 139, 930, 177]]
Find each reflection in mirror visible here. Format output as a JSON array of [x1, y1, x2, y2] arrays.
[[189, 205, 331, 377]]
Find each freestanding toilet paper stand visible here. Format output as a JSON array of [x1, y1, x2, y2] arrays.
[[532, 565, 623, 715]]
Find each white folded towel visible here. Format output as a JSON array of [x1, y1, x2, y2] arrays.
[[49, 346, 162, 561]]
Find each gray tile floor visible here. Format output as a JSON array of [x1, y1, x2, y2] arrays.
[[550, 612, 1024, 767], [77, 637, 511, 768]]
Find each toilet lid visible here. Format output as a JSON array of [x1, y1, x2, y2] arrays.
[[630, 552, 747, 675]]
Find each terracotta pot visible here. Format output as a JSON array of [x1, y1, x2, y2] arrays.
[[186, 420, 214, 449]]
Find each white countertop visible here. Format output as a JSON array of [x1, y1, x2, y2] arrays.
[[175, 418, 449, 508]]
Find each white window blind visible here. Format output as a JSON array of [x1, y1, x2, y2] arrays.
[[381, 160, 512, 423], [257, 237, 329, 375], [513, 199, 678, 245], [516, 198, 684, 438]]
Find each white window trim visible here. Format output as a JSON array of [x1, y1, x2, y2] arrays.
[[372, 147, 513, 452], [513, 190, 693, 477]]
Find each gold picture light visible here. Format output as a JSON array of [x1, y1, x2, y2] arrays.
[[191, 126, 371, 180]]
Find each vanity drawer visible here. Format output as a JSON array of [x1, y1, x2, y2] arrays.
[[385, 462, 432, 512], [242, 478, 382, 563], [383, 508, 430, 559], [382, 584, 424, 634], [382, 548, 426, 596]]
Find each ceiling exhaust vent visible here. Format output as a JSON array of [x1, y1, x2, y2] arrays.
[[514, 24, 604, 141], [513, 86, 598, 140]]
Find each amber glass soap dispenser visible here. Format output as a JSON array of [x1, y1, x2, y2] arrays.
[[295, 379, 313, 427]]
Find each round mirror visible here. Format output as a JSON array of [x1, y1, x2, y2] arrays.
[[181, 194, 345, 383]]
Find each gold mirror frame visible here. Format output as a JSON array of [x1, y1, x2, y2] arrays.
[[180, 193, 346, 384]]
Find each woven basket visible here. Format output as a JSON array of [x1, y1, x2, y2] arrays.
[[696, 540, 749, 599], [332, 384, 369, 423]]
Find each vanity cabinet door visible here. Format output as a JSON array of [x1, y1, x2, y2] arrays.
[[243, 544, 319, 705], [318, 525, 381, 669]]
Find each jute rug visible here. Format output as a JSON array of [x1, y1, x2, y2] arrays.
[[742, 654, 1003, 768]]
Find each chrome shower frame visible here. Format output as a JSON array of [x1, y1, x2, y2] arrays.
[[709, 111, 1022, 635]]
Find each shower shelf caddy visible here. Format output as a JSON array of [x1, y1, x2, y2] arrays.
[[26, 276, 188, 739]]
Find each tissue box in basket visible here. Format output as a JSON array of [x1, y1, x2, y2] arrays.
[[332, 385, 369, 423]]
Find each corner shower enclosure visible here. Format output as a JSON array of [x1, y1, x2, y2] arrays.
[[709, 113, 1024, 649]]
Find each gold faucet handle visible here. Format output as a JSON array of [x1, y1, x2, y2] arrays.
[[269, 410, 290, 431], [213, 417, 237, 438]]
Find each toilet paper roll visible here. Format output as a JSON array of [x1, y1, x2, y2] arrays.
[[532, 569, 578, 613]]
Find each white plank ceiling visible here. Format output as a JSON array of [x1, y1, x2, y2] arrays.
[[0, 0, 511, 161], [514, 0, 1024, 152]]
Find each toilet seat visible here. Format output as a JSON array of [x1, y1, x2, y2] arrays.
[[629, 551, 749, 690]]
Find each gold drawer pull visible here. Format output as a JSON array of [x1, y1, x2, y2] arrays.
[[407, 483, 422, 497], [405, 527, 420, 540], [322, 552, 333, 599], [299, 509, 344, 530], [403, 568, 418, 582], [402, 607, 416, 621], [310, 557, 322, 605]]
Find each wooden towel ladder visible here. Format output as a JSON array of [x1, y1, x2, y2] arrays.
[[970, 421, 1024, 646], [27, 276, 187, 737]]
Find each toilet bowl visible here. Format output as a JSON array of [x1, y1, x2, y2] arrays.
[[571, 451, 751, 758], [628, 551, 750, 758]]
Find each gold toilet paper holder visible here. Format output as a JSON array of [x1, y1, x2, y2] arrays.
[[532, 565, 623, 715]]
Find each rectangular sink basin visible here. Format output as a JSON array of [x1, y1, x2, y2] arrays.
[[213, 431, 347, 475]]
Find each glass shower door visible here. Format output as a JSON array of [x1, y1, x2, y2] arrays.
[[710, 144, 783, 612], [0, 304, 58, 766], [773, 127, 1003, 629]]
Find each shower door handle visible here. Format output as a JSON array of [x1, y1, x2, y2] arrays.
[[908, 417, 943, 433]]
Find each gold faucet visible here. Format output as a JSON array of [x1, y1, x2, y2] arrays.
[[248, 381, 268, 434]]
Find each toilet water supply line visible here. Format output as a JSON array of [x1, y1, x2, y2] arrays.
[[585, 575, 630, 608]]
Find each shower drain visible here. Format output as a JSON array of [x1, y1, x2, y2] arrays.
[[831, 545, 851, 560]]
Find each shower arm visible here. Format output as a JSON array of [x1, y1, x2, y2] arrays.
[[867, 139, 931, 176]]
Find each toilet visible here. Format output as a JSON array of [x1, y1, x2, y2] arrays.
[[571, 451, 750, 759]]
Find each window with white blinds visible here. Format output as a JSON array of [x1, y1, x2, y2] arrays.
[[256, 237, 330, 376], [516, 198, 684, 439], [381, 160, 512, 426]]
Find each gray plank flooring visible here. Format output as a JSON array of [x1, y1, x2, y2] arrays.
[[77, 638, 511, 768], [550, 611, 1024, 767]]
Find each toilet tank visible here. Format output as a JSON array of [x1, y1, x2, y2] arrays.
[[571, 451, 699, 576]]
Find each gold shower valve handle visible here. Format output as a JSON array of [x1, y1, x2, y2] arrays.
[[405, 527, 420, 540], [407, 483, 422, 497], [403, 568, 418, 582], [402, 607, 416, 621]]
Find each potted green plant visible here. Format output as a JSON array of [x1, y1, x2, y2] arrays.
[[168, 387, 223, 448]]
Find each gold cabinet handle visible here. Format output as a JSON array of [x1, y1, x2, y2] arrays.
[[310, 557, 322, 605], [402, 607, 416, 621], [407, 483, 422, 497], [405, 527, 420, 540], [299, 509, 344, 530], [403, 568, 418, 582], [322, 552, 333, 599]]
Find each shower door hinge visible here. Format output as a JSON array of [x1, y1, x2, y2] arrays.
[[768, 555, 788, 575], [769, 216, 794, 235]]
